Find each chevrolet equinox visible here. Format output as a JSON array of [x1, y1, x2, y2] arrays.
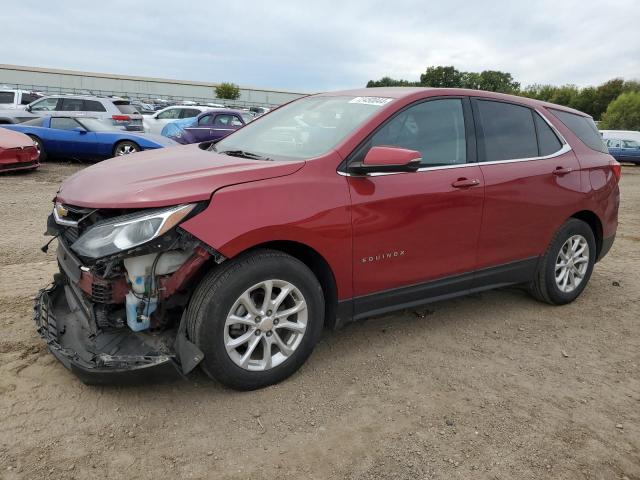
[[37, 88, 620, 390]]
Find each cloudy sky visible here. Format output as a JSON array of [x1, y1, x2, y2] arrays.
[[1, 0, 638, 92]]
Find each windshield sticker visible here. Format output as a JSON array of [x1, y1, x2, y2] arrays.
[[349, 96, 393, 106]]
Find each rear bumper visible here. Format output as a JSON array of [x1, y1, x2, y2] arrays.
[[34, 277, 181, 385]]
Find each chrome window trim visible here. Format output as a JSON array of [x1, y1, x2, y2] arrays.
[[337, 101, 572, 178], [338, 143, 572, 177]]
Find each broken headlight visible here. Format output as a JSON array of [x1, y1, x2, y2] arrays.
[[71, 204, 196, 259]]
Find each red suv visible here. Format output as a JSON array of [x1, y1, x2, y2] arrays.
[[38, 88, 620, 390]]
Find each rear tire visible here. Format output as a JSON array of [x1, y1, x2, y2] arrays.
[[186, 249, 324, 390], [112, 141, 139, 157], [28, 135, 46, 162], [530, 218, 596, 305]]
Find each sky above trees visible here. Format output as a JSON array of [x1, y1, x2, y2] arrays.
[[2, 0, 638, 92]]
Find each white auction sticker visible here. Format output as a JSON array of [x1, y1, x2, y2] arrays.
[[348, 96, 393, 106]]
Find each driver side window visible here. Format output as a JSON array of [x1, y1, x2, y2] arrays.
[[355, 99, 467, 167], [30, 98, 60, 112], [50, 118, 82, 130], [157, 108, 181, 120]]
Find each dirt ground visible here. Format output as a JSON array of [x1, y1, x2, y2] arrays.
[[0, 161, 638, 480]]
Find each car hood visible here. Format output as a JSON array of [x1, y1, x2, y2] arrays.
[[0, 127, 33, 149], [56, 143, 305, 209]]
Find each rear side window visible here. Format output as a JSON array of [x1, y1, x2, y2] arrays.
[[115, 103, 138, 114], [533, 113, 563, 156], [83, 100, 106, 112], [181, 108, 201, 118], [549, 109, 608, 154], [60, 98, 85, 111], [0, 92, 15, 103], [476, 100, 538, 161]]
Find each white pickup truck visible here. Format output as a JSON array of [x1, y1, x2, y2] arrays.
[[0, 89, 42, 110]]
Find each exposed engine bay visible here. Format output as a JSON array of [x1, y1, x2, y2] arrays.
[[34, 201, 224, 383]]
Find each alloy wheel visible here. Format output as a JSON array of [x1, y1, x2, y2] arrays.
[[555, 234, 589, 293], [115, 143, 138, 155], [224, 279, 308, 371]]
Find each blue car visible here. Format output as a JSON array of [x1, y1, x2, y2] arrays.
[[605, 137, 640, 164], [0, 116, 177, 162]]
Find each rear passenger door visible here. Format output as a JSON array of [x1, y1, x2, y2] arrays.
[[471, 98, 582, 277]]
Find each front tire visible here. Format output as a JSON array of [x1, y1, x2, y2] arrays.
[[530, 218, 596, 305], [186, 249, 324, 390], [113, 140, 139, 157]]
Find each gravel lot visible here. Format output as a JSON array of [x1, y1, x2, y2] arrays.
[[0, 161, 638, 480]]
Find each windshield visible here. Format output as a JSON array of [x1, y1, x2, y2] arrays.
[[213, 95, 393, 160], [77, 118, 121, 132]]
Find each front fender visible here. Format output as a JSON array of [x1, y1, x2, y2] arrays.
[[180, 157, 354, 299]]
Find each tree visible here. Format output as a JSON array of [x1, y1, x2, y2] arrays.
[[419, 66, 463, 88], [593, 79, 624, 120], [215, 82, 241, 100], [599, 92, 640, 130], [474, 70, 520, 93], [366, 77, 416, 87]]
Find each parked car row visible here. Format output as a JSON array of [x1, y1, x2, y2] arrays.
[[1, 116, 175, 162], [0, 92, 268, 136], [600, 130, 640, 164]]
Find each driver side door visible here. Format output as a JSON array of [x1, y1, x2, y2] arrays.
[[47, 118, 97, 159], [347, 97, 485, 317]]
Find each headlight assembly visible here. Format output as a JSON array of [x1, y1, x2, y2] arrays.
[[71, 204, 196, 259]]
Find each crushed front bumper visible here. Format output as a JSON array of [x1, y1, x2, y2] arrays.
[[34, 278, 182, 385]]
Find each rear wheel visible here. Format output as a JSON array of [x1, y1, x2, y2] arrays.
[[530, 218, 596, 305], [113, 141, 139, 157], [28, 135, 46, 162], [186, 249, 324, 390]]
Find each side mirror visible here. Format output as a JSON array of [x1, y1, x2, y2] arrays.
[[348, 146, 422, 175], [74, 127, 87, 134], [25, 105, 32, 112]]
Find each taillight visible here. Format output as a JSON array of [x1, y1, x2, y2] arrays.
[[610, 159, 622, 182], [112, 115, 131, 122]]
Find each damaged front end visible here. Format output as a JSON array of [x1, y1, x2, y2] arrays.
[[34, 201, 222, 384]]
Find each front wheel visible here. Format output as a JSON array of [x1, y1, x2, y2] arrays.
[[113, 140, 139, 157], [186, 249, 325, 390], [530, 218, 596, 305]]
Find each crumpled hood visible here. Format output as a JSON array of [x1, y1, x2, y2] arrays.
[[56, 143, 305, 208], [0, 127, 34, 149]]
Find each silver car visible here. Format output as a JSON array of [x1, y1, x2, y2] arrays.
[[0, 95, 144, 131]]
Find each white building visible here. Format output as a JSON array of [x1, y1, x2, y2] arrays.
[[0, 64, 308, 107]]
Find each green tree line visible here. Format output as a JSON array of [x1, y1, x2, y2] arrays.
[[366, 66, 640, 128]]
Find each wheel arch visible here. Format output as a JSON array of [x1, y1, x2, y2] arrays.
[[240, 240, 339, 329], [569, 210, 603, 259]]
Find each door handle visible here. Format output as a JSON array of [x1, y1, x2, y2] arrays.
[[553, 166, 573, 176], [452, 178, 480, 188]]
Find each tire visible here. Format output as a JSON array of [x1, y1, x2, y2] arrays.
[[28, 135, 46, 162], [530, 218, 596, 305], [112, 141, 139, 157], [186, 249, 325, 390]]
